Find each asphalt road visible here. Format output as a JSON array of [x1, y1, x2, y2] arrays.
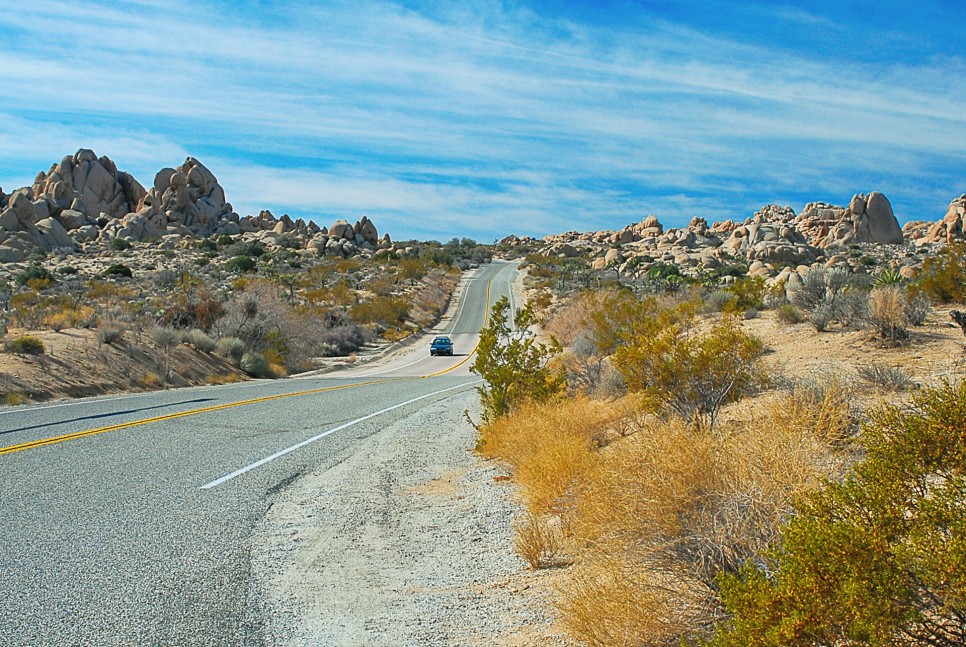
[[0, 260, 517, 647]]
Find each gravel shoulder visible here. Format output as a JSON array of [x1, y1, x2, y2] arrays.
[[250, 388, 573, 646]]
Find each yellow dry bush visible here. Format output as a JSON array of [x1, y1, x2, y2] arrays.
[[478, 396, 623, 516], [205, 373, 244, 385], [268, 362, 288, 378], [559, 555, 709, 647], [139, 372, 162, 388], [558, 387, 854, 645], [514, 510, 562, 570]]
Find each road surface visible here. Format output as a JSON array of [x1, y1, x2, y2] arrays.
[[0, 260, 517, 647]]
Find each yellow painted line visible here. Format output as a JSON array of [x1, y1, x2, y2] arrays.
[[0, 379, 392, 457], [420, 279, 492, 379]]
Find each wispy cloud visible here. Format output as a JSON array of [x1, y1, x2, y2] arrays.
[[0, 0, 963, 239]]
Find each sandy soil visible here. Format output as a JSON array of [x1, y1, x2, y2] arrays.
[[0, 326, 245, 403]]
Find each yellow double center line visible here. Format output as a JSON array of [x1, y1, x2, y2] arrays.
[[1, 280, 496, 457], [0, 380, 394, 456]]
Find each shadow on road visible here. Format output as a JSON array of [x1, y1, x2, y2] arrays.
[[0, 398, 217, 436]]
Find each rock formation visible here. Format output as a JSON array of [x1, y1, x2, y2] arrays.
[[0, 150, 391, 262], [922, 194, 966, 244], [794, 192, 903, 248]]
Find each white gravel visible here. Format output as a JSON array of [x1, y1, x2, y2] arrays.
[[249, 389, 573, 646]]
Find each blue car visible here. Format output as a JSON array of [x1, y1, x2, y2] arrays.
[[430, 336, 453, 356]]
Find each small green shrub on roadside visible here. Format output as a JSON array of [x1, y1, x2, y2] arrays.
[[215, 336, 247, 365], [240, 351, 273, 378], [613, 302, 766, 431], [472, 296, 565, 423]]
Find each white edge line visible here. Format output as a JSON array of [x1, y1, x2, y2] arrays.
[[199, 380, 481, 490]]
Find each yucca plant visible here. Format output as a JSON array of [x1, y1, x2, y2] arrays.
[[872, 267, 905, 287]]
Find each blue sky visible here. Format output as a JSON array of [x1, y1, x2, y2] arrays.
[[0, 0, 963, 242]]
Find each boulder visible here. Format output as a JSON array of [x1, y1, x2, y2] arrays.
[[329, 220, 353, 240], [35, 217, 78, 249]]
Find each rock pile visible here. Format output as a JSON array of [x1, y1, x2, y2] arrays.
[[0, 150, 392, 262], [794, 192, 903, 248], [521, 190, 966, 295]]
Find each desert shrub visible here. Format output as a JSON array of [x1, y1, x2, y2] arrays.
[[226, 240, 266, 258], [471, 297, 565, 423], [150, 326, 179, 351], [714, 380, 966, 647], [774, 303, 804, 325], [57, 265, 79, 275], [225, 255, 257, 273], [183, 328, 217, 353], [240, 351, 273, 378], [108, 238, 132, 251], [103, 263, 133, 278], [97, 321, 126, 344], [215, 280, 326, 372], [918, 241, 966, 303], [790, 266, 869, 331], [215, 336, 247, 365], [857, 363, 912, 391], [45, 311, 70, 332], [477, 395, 621, 515], [514, 511, 562, 570], [560, 385, 853, 646], [613, 302, 766, 431], [724, 275, 768, 311], [317, 325, 370, 356], [905, 290, 932, 326], [350, 295, 410, 329], [16, 264, 53, 286], [6, 335, 45, 355], [866, 285, 910, 341], [197, 238, 218, 251], [703, 289, 736, 313]]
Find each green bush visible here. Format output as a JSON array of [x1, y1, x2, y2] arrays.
[[225, 256, 257, 273], [104, 264, 133, 278], [6, 335, 45, 355], [714, 380, 966, 647], [16, 264, 53, 286], [613, 302, 766, 431], [724, 275, 768, 311], [109, 238, 132, 251], [471, 297, 565, 423], [240, 351, 273, 378], [216, 337, 247, 364]]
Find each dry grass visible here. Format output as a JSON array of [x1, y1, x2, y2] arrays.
[[514, 510, 563, 570], [205, 372, 245, 385], [484, 382, 856, 646], [139, 372, 162, 388], [3, 392, 29, 406], [478, 396, 625, 516]]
